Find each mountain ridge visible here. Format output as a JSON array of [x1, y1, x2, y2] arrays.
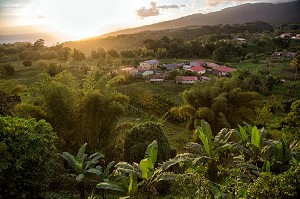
[[95, 1, 299, 39]]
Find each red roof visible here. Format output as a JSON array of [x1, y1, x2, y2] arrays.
[[190, 66, 206, 72], [214, 66, 236, 73], [176, 76, 198, 81]]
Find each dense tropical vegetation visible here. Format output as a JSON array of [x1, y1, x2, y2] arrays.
[[0, 21, 300, 198]]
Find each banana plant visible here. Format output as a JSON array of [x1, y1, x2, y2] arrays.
[[97, 140, 176, 198], [161, 120, 236, 183], [62, 143, 104, 199]]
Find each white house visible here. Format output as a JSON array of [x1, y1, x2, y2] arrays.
[[149, 76, 164, 83], [141, 70, 154, 76]]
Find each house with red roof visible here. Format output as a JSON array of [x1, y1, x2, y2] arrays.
[[213, 66, 236, 76], [189, 66, 206, 74], [176, 76, 198, 84]]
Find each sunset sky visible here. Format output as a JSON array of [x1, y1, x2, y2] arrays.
[[0, 0, 294, 42]]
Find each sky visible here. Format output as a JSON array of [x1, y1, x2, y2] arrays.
[[0, 0, 295, 42]]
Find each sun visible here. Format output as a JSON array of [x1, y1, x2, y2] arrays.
[[33, 0, 138, 40]]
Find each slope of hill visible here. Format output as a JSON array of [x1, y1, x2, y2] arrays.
[[64, 1, 300, 54], [99, 1, 300, 38]]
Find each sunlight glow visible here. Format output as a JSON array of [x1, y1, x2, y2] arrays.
[[30, 0, 139, 40]]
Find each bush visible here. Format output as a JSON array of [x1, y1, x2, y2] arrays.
[[46, 62, 64, 76], [123, 122, 176, 163], [22, 60, 32, 68], [245, 163, 300, 199], [0, 116, 57, 198], [1, 63, 15, 76]]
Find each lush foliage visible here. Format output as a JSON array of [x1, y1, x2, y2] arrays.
[[0, 116, 57, 198], [172, 77, 263, 133], [123, 122, 176, 163]]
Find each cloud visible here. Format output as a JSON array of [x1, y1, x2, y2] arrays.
[[197, 7, 212, 14], [36, 15, 47, 19], [136, 1, 159, 18], [136, 1, 187, 18], [157, 4, 187, 9]]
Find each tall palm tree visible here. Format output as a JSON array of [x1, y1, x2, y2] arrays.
[[290, 55, 300, 80]]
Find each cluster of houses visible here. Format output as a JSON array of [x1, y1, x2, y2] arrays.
[[272, 51, 298, 58], [120, 59, 237, 84], [279, 33, 300, 40]]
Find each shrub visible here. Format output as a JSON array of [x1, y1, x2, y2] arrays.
[[1, 63, 15, 76], [46, 62, 64, 76], [244, 163, 300, 199], [123, 122, 176, 163], [22, 60, 32, 68], [0, 116, 57, 198]]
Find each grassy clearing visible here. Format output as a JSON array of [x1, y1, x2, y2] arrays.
[[117, 80, 191, 103]]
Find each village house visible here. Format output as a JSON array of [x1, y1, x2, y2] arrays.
[[273, 52, 284, 56], [232, 38, 247, 44], [280, 33, 292, 39], [200, 76, 210, 82], [189, 66, 206, 75], [206, 62, 219, 69], [213, 66, 236, 76], [183, 65, 192, 70], [139, 60, 159, 69], [292, 34, 300, 40], [176, 76, 198, 84], [286, 52, 298, 57], [120, 67, 138, 76], [149, 76, 164, 83], [141, 70, 154, 76], [190, 60, 206, 67], [162, 63, 179, 70]]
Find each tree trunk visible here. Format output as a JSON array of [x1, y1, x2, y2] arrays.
[[79, 181, 87, 199]]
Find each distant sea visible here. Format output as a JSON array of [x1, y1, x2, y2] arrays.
[[0, 33, 66, 46]]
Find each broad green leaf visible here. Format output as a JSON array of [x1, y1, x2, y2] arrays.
[[276, 142, 283, 162], [76, 173, 84, 182], [128, 174, 138, 195], [154, 173, 176, 182], [282, 133, 287, 145], [86, 168, 103, 176], [251, 126, 261, 149], [97, 181, 127, 193], [84, 153, 103, 171], [160, 159, 183, 171], [237, 163, 259, 170], [104, 161, 115, 175], [212, 143, 232, 157], [76, 143, 87, 162], [140, 158, 154, 180], [118, 168, 143, 179], [62, 152, 78, 172], [292, 156, 298, 164], [198, 131, 212, 157], [144, 140, 158, 164], [115, 162, 134, 170], [238, 125, 248, 141], [262, 161, 270, 173], [201, 120, 213, 139]]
